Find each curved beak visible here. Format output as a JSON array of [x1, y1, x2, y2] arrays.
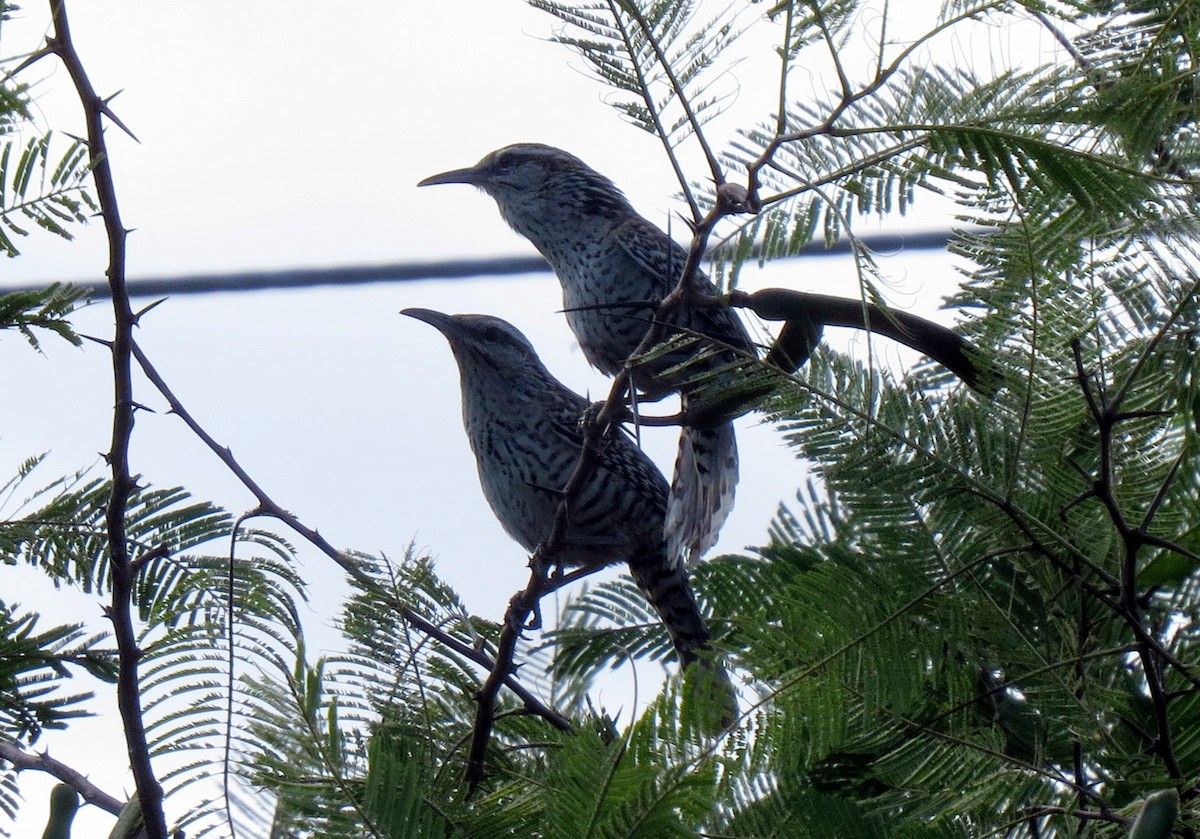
[[401, 308, 456, 334], [417, 165, 487, 188]]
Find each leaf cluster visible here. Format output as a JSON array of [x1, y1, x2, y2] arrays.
[[0, 134, 95, 258], [0, 283, 86, 350], [0, 459, 307, 835]]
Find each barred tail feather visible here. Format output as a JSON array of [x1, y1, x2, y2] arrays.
[[626, 552, 712, 666], [626, 553, 738, 730], [665, 419, 738, 568]]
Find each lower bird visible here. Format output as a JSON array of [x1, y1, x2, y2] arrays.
[[403, 308, 733, 718]]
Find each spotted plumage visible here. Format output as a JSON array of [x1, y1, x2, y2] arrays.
[[402, 309, 717, 668], [419, 144, 754, 566]]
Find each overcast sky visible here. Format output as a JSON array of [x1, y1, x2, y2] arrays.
[[0, 3, 1059, 834]]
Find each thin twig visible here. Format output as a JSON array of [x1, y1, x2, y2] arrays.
[[1020, 804, 1126, 827], [772, 3, 795, 138], [744, 3, 1002, 202], [465, 557, 556, 788], [604, 0, 702, 221], [43, 2, 168, 835], [620, 1, 724, 188], [223, 512, 253, 839], [464, 406, 619, 788]]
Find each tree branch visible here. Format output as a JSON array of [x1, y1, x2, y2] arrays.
[[1069, 340, 1185, 780], [43, 2, 166, 835], [0, 739, 125, 816]]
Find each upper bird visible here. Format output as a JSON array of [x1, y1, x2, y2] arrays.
[[401, 309, 727, 690], [419, 143, 755, 567]]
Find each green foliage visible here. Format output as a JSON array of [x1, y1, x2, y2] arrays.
[[10, 1, 1200, 837], [0, 284, 86, 350], [0, 133, 95, 257], [0, 600, 113, 742], [239, 552, 492, 838], [236, 548, 734, 837], [0, 460, 305, 835], [529, 0, 741, 145]]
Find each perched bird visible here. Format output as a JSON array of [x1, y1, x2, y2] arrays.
[[402, 309, 731, 698], [419, 144, 754, 567]]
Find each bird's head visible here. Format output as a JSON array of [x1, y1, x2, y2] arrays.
[[401, 308, 542, 375], [418, 144, 633, 230]]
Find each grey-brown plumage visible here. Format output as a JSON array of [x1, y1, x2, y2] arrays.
[[419, 144, 753, 567], [402, 308, 717, 670]]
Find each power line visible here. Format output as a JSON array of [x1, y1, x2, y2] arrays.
[[7, 229, 955, 299]]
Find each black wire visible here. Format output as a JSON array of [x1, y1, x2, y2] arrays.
[[6, 230, 955, 299]]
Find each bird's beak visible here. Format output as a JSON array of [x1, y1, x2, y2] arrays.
[[401, 308, 456, 334], [417, 165, 486, 187]]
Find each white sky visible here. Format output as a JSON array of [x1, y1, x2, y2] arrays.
[[0, 2, 1060, 835]]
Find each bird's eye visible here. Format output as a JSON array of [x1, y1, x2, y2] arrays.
[[488, 155, 515, 176], [482, 326, 507, 344]]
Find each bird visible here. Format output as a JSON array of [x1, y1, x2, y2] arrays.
[[402, 308, 733, 708], [418, 143, 754, 568]]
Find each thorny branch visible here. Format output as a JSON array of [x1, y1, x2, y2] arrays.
[[0, 740, 125, 816], [1068, 340, 1186, 782], [41, 2, 168, 835]]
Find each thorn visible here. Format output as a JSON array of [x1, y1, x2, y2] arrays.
[[676, 210, 700, 235], [98, 96, 140, 143], [10, 45, 56, 76], [134, 298, 168, 320], [81, 333, 112, 349]]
